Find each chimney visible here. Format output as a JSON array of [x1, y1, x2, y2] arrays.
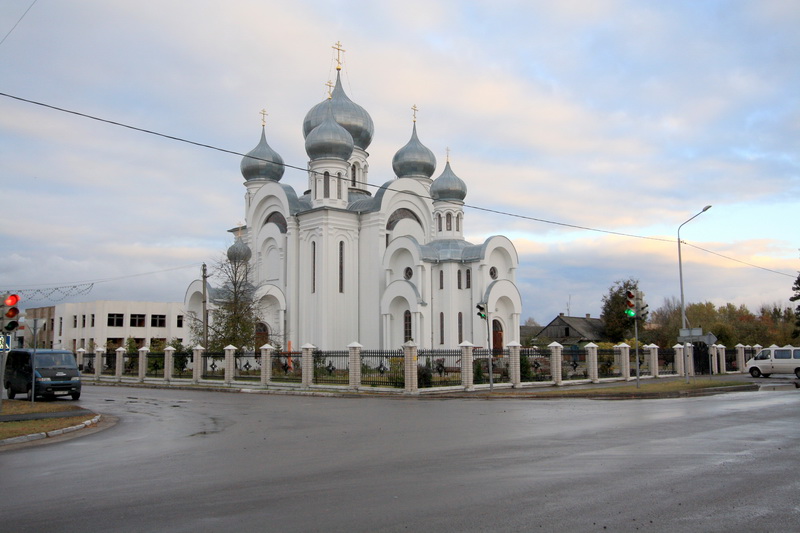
[[585, 313, 591, 319]]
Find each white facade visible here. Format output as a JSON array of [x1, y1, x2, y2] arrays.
[[35, 301, 186, 352], [186, 63, 522, 351]]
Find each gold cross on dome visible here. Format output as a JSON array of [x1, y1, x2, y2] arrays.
[[411, 104, 418, 123], [332, 41, 346, 71], [446, 146, 451, 162], [325, 79, 334, 98], [260, 109, 268, 126]]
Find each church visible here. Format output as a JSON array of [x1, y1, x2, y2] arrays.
[[185, 46, 522, 351]]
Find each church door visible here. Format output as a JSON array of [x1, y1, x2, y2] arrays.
[[492, 320, 504, 354]]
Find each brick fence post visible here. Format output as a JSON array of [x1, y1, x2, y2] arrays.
[[460, 341, 474, 392], [674, 344, 685, 376], [617, 343, 631, 380], [585, 342, 599, 383], [164, 346, 175, 382], [260, 344, 274, 386], [115, 347, 125, 381], [192, 345, 205, 383], [94, 347, 104, 380], [403, 340, 418, 394], [508, 341, 521, 388], [549, 342, 563, 386], [224, 345, 236, 385], [647, 344, 659, 378], [301, 344, 315, 388], [735, 344, 746, 373], [348, 342, 362, 390], [138, 347, 149, 382]]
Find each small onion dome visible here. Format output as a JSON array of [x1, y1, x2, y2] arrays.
[[303, 71, 374, 151], [430, 161, 467, 202], [305, 100, 354, 161], [227, 237, 252, 263], [392, 123, 436, 179], [240, 126, 285, 182]]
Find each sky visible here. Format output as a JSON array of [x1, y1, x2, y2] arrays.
[[1, 0, 798, 328]]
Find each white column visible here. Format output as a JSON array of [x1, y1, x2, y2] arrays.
[[164, 346, 175, 382], [549, 342, 563, 386], [94, 347, 105, 379], [260, 344, 274, 385], [403, 340, 418, 394], [674, 344, 685, 376], [508, 341, 521, 388], [617, 343, 631, 381], [301, 343, 315, 388], [192, 345, 205, 383], [348, 342, 362, 390], [224, 345, 236, 385], [460, 341, 474, 391], [647, 344, 659, 378], [115, 347, 125, 380], [585, 342, 599, 383]]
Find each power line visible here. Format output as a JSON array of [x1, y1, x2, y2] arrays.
[[0, 0, 38, 49], [1, 91, 793, 278]]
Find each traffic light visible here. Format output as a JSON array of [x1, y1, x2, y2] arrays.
[[624, 290, 636, 318], [636, 291, 649, 321], [2, 293, 21, 332], [476, 304, 487, 320]]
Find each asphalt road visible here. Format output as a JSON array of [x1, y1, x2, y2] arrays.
[[1, 384, 798, 532]]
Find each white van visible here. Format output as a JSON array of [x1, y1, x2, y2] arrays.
[[745, 346, 800, 379]]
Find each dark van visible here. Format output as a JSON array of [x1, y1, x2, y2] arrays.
[[4, 349, 82, 400]]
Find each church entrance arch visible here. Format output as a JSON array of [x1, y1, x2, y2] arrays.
[[492, 320, 504, 354], [255, 322, 270, 348]]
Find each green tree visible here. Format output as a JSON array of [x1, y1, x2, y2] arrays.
[[600, 278, 639, 342], [790, 271, 800, 341], [202, 242, 263, 352]]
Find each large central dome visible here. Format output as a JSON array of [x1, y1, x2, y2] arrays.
[[302, 71, 374, 151]]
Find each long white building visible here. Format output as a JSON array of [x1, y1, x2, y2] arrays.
[[186, 54, 522, 351], [24, 301, 186, 352]]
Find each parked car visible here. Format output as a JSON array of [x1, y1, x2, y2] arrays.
[[4, 349, 82, 400], [745, 346, 800, 379]]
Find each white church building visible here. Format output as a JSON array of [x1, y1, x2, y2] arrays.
[[185, 53, 522, 351]]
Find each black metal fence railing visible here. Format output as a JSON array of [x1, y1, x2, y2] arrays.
[[597, 349, 622, 378], [201, 352, 225, 380], [360, 350, 404, 388], [83, 353, 96, 374], [101, 353, 116, 376], [724, 349, 738, 372], [473, 349, 511, 385], [122, 354, 138, 377], [659, 349, 677, 375], [313, 350, 349, 385], [234, 352, 261, 381], [417, 349, 462, 388], [563, 349, 588, 380], [520, 347, 552, 382], [146, 353, 165, 378], [173, 353, 192, 378], [270, 352, 302, 383]]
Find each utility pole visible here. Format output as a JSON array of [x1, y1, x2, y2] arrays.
[[202, 263, 209, 350]]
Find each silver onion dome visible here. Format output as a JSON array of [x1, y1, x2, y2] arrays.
[[305, 100, 355, 161], [430, 161, 467, 202], [240, 126, 285, 182], [303, 71, 374, 151], [392, 123, 436, 180], [227, 237, 252, 263]]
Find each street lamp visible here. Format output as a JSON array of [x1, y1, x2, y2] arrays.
[[677, 204, 711, 382]]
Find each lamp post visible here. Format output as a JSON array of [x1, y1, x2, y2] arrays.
[[678, 205, 711, 382]]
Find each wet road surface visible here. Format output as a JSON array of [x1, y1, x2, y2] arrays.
[[1, 384, 798, 532]]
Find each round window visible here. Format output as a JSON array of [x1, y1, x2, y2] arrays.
[[489, 266, 498, 280], [404, 267, 413, 280]]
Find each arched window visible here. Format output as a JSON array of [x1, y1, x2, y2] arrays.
[[446, 213, 452, 231], [311, 242, 316, 293], [465, 269, 471, 289], [458, 312, 463, 344], [403, 310, 412, 342], [351, 163, 357, 187], [337, 172, 342, 199], [457, 270, 462, 289], [437, 214, 442, 232], [256, 322, 269, 347], [264, 212, 287, 233], [339, 241, 345, 293], [456, 214, 461, 232], [439, 313, 444, 345], [323, 172, 330, 198], [439, 270, 444, 290]]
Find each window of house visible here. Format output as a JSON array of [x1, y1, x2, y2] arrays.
[[59, 317, 63, 335], [81, 315, 86, 328], [177, 315, 184, 328], [439, 270, 444, 290], [457, 270, 462, 289], [323, 171, 330, 198], [337, 172, 342, 199], [403, 310, 412, 342], [151, 314, 166, 328], [458, 312, 463, 344], [466, 269, 471, 289], [91, 314, 95, 327], [107, 314, 123, 327], [446, 213, 452, 231], [130, 314, 145, 327], [439, 313, 444, 345], [73, 315, 77, 328], [437, 214, 442, 232]]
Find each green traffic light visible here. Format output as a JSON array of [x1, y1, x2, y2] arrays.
[[624, 308, 636, 317]]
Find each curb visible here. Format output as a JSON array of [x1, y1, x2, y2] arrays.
[[0, 414, 102, 447]]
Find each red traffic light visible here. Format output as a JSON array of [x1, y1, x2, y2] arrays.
[[4, 293, 19, 306], [4, 306, 19, 319]]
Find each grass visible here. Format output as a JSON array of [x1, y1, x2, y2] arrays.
[[0, 400, 97, 441], [480, 378, 754, 398]]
